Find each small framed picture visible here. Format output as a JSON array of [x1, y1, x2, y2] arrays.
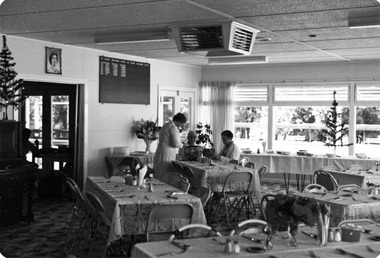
[[45, 47, 62, 74]]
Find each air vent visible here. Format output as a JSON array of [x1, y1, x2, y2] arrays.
[[172, 21, 259, 55]]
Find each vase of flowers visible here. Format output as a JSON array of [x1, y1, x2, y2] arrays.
[[131, 118, 161, 153], [195, 122, 215, 157]]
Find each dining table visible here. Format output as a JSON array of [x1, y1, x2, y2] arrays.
[[84, 176, 207, 245], [240, 153, 380, 193], [131, 223, 380, 258], [326, 169, 380, 189], [293, 189, 380, 227], [105, 152, 154, 177], [175, 160, 261, 197]]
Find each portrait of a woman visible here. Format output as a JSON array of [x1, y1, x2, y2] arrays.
[[46, 47, 61, 74]]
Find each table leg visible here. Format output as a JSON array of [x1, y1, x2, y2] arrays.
[[283, 173, 290, 194]]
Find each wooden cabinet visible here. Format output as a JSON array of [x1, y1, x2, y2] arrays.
[[0, 121, 23, 160]]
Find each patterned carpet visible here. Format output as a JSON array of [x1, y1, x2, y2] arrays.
[[0, 181, 293, 258]]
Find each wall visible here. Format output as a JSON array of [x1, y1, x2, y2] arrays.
[[201, 61, 380, 82], [5, 35, 201, 181]]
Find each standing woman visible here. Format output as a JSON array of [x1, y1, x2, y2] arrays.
[[153, 113, 187, 182]]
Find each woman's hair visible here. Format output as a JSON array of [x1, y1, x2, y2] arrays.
[[221, 130, 233, 139], [172, 113, 187, 123], [49, 52, 58, 64]]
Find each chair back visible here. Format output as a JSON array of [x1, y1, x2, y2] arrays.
[[65, 177, 94, 214], [181, 165, 201, 190], [260, 194, 288, 231], [313, 170, 339, 191], [115, 157, 143, 177], [347, 164, 365, 171], [222, 171, 254, 194], [229, 219, 268, 236], [167, 172, 190, 193], [244, 162, 256, 169], [146, 203, 194, 242], [169, 224, 222, 240], [303, 183, 328, 194], [229, 159, 239, 165], [171, 161, 184, 174], [191, 187, 212, 206], [257, 165, 268, 180], [85, 192, 111, 226]]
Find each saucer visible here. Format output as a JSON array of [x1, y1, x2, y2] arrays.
[[370, 235, 380, 241], [246, 247, 266, 253]]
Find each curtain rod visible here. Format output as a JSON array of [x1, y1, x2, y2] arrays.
[[237, 78, 380, 84]]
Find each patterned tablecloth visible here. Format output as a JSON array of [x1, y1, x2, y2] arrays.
[[176, 160, 260, 193], [327, 169, 380, 189], [293, 190, 380, 226], [105, 153, 154, 177], [132, 224, 380, 258], [84, 176, 206, 245], [241, 153, 380, 175]]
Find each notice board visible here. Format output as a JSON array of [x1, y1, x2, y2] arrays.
[[99, 56, 150, 104]]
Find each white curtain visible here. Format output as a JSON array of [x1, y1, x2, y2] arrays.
[[199, 82, 236, 153]]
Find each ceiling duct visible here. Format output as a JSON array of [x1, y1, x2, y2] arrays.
[[172, 21, 259, 56]]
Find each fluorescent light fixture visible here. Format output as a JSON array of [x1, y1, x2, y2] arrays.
[[208, 56, 267, 65], [95, 31, 170, 44], [348, 14, 380, 28]]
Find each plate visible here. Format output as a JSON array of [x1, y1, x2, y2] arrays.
[[246, 247, 266, 253], [371, 235, 380, 241]]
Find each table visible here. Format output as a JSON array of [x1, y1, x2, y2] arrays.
[[105, 152, 154, 177], [327, 169, 380, 189], [176, 160, 260, 195], [131, 224, 380, 258], [241, 153, 380, 192], [293, 190, 380, 227], [84, 176, 206, 245]]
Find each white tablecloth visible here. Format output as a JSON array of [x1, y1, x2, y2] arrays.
[[241, 153, 380, 175], [328, 169, 380, 189]]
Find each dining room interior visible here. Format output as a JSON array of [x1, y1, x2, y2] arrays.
[[1, 0, 380, 257]]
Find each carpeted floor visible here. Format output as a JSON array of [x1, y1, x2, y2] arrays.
[[0, 181, 292, 258]]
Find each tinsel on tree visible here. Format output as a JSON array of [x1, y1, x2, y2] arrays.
[[322, 91, 351, 152], [0, 35, 27, 119]]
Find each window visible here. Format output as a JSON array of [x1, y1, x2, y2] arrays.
[[233, 82, 380, 156]]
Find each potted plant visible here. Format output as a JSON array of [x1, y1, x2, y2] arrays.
[[131, 118, 161, 153]]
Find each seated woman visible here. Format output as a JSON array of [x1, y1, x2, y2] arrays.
[[178, 131, 201, 161], [214, 130, 240, 161]]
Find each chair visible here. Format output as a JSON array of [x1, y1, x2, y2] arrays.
[[313, 170, 339, 191], [64, 177, 96, 256], [168, 224, 222, 240], [213, 172, 255, 228], [181, 165, 202, 193], [257, 165, 268, 181], [303, 183, 328, 194], [113, 157, 143, 177], [229, 219, 268, 236], [172, 161, 184, 174], [244, 162, 256, 169], [347, 164, 365, 171], [229, 159, 239, 165], [190, 186, 212, 206], [145, 203, 194, 242], [166, 172, 190, 193]]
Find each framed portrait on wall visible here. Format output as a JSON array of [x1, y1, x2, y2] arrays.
[[45, 47, 62, 74]]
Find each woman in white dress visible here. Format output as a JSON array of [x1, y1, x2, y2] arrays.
[[153, 113, 187, 182]]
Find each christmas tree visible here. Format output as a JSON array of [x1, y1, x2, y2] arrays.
[[322, 91, 352, 152], [0, 35, 26, 119]]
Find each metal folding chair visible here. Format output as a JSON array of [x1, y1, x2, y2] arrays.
[[313, 169, 339, 191]]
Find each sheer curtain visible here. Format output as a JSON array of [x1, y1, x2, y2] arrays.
[[199, 82, 236, 153]]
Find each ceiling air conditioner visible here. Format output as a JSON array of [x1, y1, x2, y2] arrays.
[[172, 21, 259, 56]]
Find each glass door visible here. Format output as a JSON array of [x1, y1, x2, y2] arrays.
[[158, 86, 196, 141]]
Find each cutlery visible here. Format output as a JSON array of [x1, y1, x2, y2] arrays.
[[166, 194, 178, 199], [336, 248, 366, 258], [144, 195, 149, 201], [212, 238, 225, 245], [308, 250, 320, 258], [302, 230, 317, 239], [366, 245, 380, 255]]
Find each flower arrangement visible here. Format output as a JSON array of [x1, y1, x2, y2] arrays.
[[195, 122, 213, 148], [131, 118, 161, 141]]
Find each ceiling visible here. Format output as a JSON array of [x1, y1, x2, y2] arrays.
[[1, 0, 380, 67]]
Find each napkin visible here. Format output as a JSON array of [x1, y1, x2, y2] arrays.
[[138, 165, 148, 187]]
